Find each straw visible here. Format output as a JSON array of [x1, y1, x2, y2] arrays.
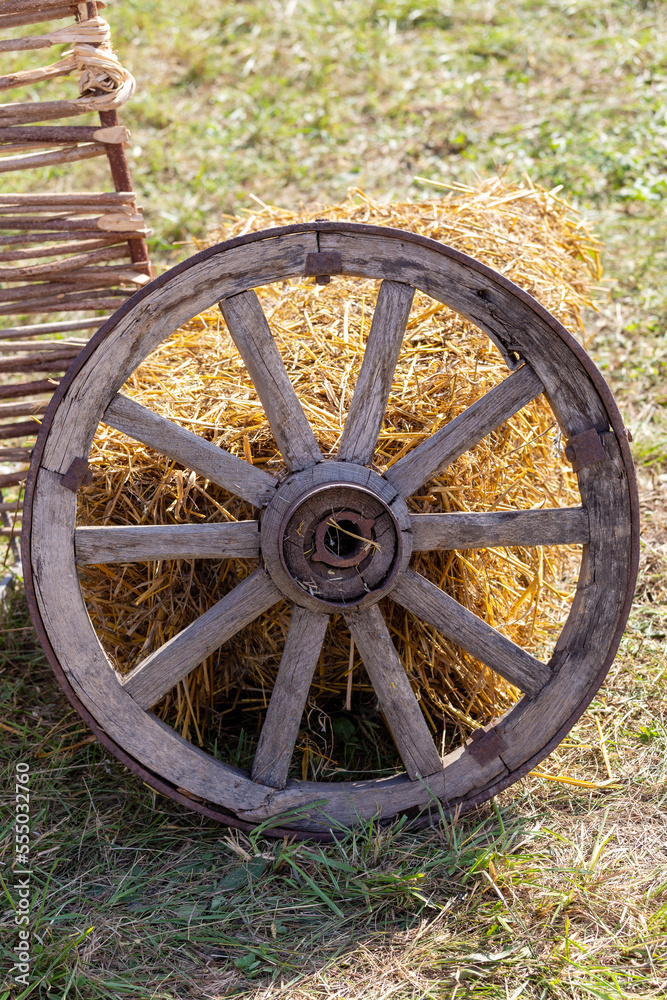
[[77, 177, 599, 753]]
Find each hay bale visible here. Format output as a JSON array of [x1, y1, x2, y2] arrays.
[[77, 178, 599, 773]]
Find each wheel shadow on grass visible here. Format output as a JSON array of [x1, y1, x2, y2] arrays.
[[2, 586, 665, 1000]]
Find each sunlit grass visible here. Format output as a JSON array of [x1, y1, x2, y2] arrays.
[[1, 2, 667, 996], [1, 576, 665, 997]]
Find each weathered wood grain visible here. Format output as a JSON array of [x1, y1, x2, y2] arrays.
[[0, 0, 80, 12], [39, 233, 317, 478], [338, 279, 414, 465], [392, 568, 551, 698], [0, 243, 130, 279], [0, 192, 133, 206], [0, 126, 127, 143], [0, 236, 124, 262], [410, 507, 589, 551], [0, 7, 74, 30], [0, 445, 31, 461], [75, 521, 260, 565], [0, 350, 79, 374], [0, 212, 126, 223], [0, 140, 79, 152], [103, 394, 276, 508], [96, 213, 146, 232], [0, 207, 133, 220], [0, 33, 75, 53], [0, 419, 39, 439], [122, 568, 282, 709], [0, 281, 105, 303], [0, 204, 105, 214], [0, 277, 128, 302], [0, 232, 124, 248], [0, 143, 107, 173], [345, 604, 442, 779], [0, 398, 49, 417], [252, 606, 329, 789], [386, 364, 543, 498], [219, 290, 322, 472], [0, 469, 27, 488], [0, 338, 86, 352], [9, 264, 148, 288], [0, 217, 133, 233], [0, 378, 54, 399], [31, 473, 502, 829], [0, 0, 80, 19], [0, 318, 100, 339], [0, 102, 95, 125], [93, 126, 128, 144], [0, 216, 140, 233], [0, 294, 127, 316]]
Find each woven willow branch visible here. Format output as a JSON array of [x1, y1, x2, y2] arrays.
[[0, 16, 135, 110]]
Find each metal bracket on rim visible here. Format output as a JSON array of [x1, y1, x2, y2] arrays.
[[305, 250, 342, 285], [61, 457, 93, 492], [564, 428, 608, 472], [466, 726, 506, 765]]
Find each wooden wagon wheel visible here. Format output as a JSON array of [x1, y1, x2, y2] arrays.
[[23, 222, 639, 838]]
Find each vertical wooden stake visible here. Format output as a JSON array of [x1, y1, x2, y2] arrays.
[[86, 0, 149, 270], [345, 638, 354, 712]]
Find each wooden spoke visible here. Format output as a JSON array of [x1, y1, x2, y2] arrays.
[[75, 521, 260, 565], [410, 507, 589, 552], [122, 568, 281, 709], [104, 394, 276, 508], [386, 363, 544, 498], [338, 279, 415, 465], [392, 569, 551, 699], [344, 604, 442, 779], [219, 290, 322, 471], [251, 606, 329, 789]]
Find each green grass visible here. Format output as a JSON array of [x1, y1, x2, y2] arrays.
[[2, 1, 667, 997], [0, 588, 666, 998], [97, 0, 667, 252], [4, 2, 667, 243]]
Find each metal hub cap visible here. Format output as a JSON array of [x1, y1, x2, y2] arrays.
[[281, 484, 398, 602], [312, 509, 375, 568], [260, 463, 413, 611]]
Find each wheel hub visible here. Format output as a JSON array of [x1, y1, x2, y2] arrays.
[[260, 463, 413, 610], [312, 509, 375, 568], [281, 484, 397, 602]]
